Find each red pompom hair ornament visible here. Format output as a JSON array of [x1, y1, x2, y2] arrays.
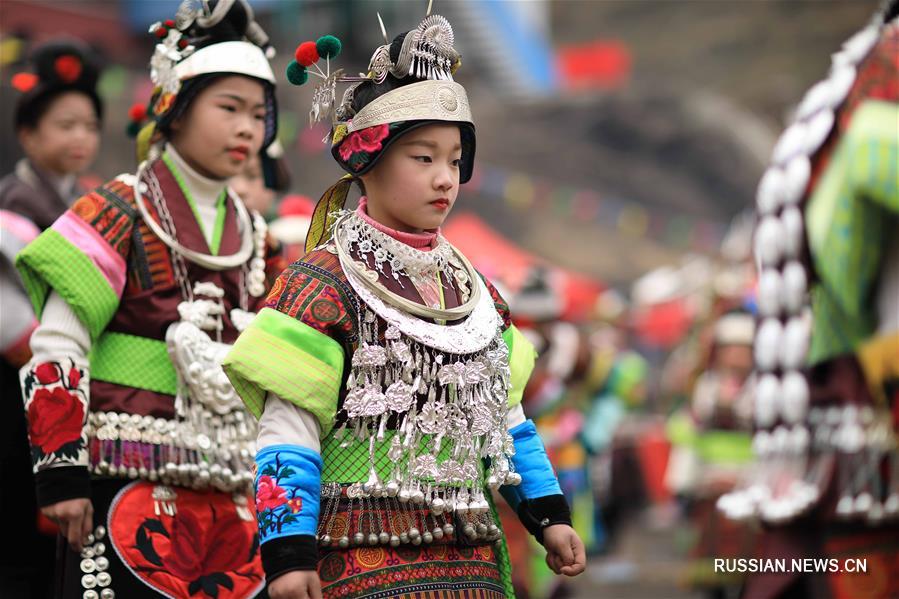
[[164, 19, 175, 27], [128, 103, 147, 123], [154, 26, 168, 39], [11, 72, 39, 93], [54, 55, 82, 83], [294, 41, 320, 67]]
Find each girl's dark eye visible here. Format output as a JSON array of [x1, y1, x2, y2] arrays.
[[451, 159, 461, 167], [414, 155, 432, 163], [254, 113, 265, 121], [220, 105, 237, 113]]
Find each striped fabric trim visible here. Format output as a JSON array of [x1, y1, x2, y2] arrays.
[[16, 229, 120, 341], [89, 331, 177, 395], [503, 325, 536, 408], [223, 308, 345, 434], [51, 211, 127, 296]]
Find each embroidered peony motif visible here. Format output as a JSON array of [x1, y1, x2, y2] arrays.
[[255, 475, 288, 513], [22, 359, 88, 467], [338, 124, 390, 161], [27, 387, 85, 455], [255, 456, 305, 538]]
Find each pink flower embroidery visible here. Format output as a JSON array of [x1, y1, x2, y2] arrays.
[[338, 124, 390, 161], [255, 475, 288, 512]]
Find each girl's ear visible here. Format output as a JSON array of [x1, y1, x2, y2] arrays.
[[18, 127, 37, 155]]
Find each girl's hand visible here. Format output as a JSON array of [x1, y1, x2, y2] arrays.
[[41, 497, 93, 552], [542, 524, 587, 577], [268, 570, 322, 599]]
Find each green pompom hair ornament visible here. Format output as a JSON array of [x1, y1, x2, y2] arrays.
[[315, 35, 341, 60], [286, 35, 341, 87], [286, 60, 308, 86]]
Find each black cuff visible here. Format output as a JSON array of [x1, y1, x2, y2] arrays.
[[35, 466, 91, 507], [261, 535, 318, 582], [516, 494, 572, 545]]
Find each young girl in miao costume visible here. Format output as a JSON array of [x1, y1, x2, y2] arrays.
[[16, 1, 287, 596], [224, 6, 587, 598]]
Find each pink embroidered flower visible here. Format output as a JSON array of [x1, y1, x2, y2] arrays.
[[255, 475, 288, 512], [337, 124, 390, 161], [287, 497, 303, 514]]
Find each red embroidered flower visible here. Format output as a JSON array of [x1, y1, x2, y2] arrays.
[[34, 362, 61, 384], [68, 367, 81, 389], [161, 511, 252, 582], [337, 124, 390, 161], [255, 475, 288, 512], [27, 387, 84, 454], [287, 497, 303, 514]]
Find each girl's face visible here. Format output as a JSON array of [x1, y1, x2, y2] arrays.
[[169, 75, 266, 180], [18, 91, 100, 177], [360, 123, 462, 233]]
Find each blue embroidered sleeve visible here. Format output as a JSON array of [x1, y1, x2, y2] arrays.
[[506, 419, 562, 501], [499, 420, 571, 544], [255, 444, 322, 542]]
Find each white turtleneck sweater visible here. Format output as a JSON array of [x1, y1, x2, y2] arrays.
[[164, 144, 226, 246], [29, 145, 229, 366]]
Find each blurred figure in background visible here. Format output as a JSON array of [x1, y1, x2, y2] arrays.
[[1, 40, 103, 229], [267, 193, 314, 264], [229, 140, 290, 218], [582, 350, 649, 553], [725, 4, 899, 598], [0, 39, 104, 599], [666, 311, 756, 599]]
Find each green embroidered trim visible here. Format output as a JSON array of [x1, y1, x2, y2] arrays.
[[223, 308, 345, 434], [16, 230, 119, 342], [319, 429, 483, 483], [162, 152, 228, 253], [209, 190, 227, 255], [89, 332, 177, 395], [504, 325, 536, 408]]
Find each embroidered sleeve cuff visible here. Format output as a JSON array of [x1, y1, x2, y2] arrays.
[[515, 494, 572, 545], [35, 466, 91, 507], [508, 419, 563, 498], [255, 444, 322, 543]]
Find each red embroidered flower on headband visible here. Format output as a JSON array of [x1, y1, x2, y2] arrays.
[[338, 124, 390, 161], [54, 55, 82, 83]]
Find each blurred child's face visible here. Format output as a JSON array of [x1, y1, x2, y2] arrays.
[[18, 91, 100, 177], [170, 75, 266, 180], [230, 154, 274, 214], [713, 343, 753, 402], [360, 123, 461, 233]]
